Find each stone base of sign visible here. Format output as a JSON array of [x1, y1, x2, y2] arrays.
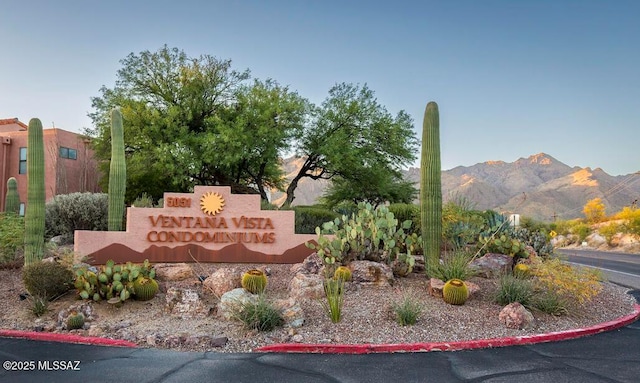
[[74, 186, 318, 265]]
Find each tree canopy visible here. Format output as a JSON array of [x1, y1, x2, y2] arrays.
[[88, 46, 418, 206]]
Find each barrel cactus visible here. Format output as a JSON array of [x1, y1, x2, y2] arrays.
[[241, 269, 268, 294], [24, 118, 45, 265], [133, 276, 158, 301], [108, 108, 126, 231], [334, 265, 352, 281], [4, 177, 20, 214], [443, 278, 469, 305], [420, 102, 442, 266], [66, 311, 85, 330]]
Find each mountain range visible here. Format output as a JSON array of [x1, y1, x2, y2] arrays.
[[271, 153, 640, 221]]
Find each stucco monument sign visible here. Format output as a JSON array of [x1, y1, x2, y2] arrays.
[[74, 186, 317, 265]]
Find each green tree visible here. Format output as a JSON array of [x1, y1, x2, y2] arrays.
[[283, 83, 418, 206], [321, 167, 417, 208], [87, 46, 303, 202]]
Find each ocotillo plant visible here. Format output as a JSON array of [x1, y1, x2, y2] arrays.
[[4, 177, 20, 214], [420, 102, 442, 267], [108, 108, 126, 231], [24, 118, 45, 265]]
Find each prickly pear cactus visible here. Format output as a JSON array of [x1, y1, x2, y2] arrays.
[[443, 279, 468, 305], [108, 108, 126, 231], [24, 118, 45, 265], [241, 269, 268, 294], [420, 102, 442, 266], [4, 177, 20, 214]]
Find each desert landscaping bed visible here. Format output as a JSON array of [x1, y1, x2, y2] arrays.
[[0, 262, 637, 354]]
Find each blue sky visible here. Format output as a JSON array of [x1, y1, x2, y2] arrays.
[[1, 1, 638, 175]]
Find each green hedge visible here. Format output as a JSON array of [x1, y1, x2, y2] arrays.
[[293, 206, 340, 234], [388, 203, 420, 234]]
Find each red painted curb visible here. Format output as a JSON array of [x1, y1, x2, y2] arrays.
[[0, 329, 138, 348], [255, 303, 640, 354]]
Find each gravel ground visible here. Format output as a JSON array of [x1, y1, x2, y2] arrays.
[[0, 263, 636, 353]]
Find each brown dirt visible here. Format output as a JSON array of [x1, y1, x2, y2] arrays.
[[0, 262, 637, 353]]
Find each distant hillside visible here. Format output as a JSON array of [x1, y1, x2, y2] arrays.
[[271, 153, 640, 221]]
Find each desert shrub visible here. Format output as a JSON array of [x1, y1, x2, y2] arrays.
[[233, 294, 284, 331], [493, 273, 535, 306], [530, 257, 602, 305], [0, 213, 24, 267], [392, 292, 423, 326], [599, 222, 624, 245], [519, 216, 552, 233], [22, 261, 73, 300], [426, 250, 476, 281], [293, 206, 340, 234], [569, 222, 591, 243], [530, 290, 568, 316], [626, 215, 640, 237], [45, 192, 109, 243], [132, 193, 155, 207], [388, 203, 420, 234]]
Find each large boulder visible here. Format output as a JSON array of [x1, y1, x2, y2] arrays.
[[217, 288, 260, 321], [469, 253, 513, 278], [154, 263, 194, 281], [499, 302, 535, 330], [203, 267, 241, 298], [165, 287, 210, 318], [289, 272, 325, 300], [349, 261, 394, 287], [290, 253, 324, 275], [273, 297, 305, 328]]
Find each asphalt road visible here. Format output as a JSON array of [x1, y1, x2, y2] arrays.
[[556, 248, 640, 290]]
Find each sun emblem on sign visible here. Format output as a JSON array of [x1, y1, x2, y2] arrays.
[[200, 192, 225, 216]]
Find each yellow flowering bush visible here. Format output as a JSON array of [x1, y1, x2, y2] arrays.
[[530, 257, 602, 305]]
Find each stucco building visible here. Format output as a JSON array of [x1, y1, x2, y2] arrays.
[[0, 118, 101, 213]]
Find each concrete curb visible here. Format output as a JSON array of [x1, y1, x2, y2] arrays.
[[255, 303, 640, 354], [0, 329, 137, 348], [1, 304, 638, 353]]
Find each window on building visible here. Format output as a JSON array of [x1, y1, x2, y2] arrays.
[[18, 147, 27, 174], [60, 147, 77, 160], [19, 203, 25, 216]]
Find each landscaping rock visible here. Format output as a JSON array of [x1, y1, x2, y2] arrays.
[[154, 263, 194, 281], [291, 252, 323, 275], [165, 287, 209, 318], [499, 302, 535, 330], [203, 267, 241, 297], [274, 297, 305, 328], [349, 261, 394, 287], [428, 278, 445, 298], [469, 253, 513, 278], [289, 272, 324, 300], [217, 288, 260, 321]]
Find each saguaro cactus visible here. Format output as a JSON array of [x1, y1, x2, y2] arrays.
[[4, 177, 20, 214], [420, 102, 442, 266], [108, 108, 126, 231], [24, 118, 45, 265]]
